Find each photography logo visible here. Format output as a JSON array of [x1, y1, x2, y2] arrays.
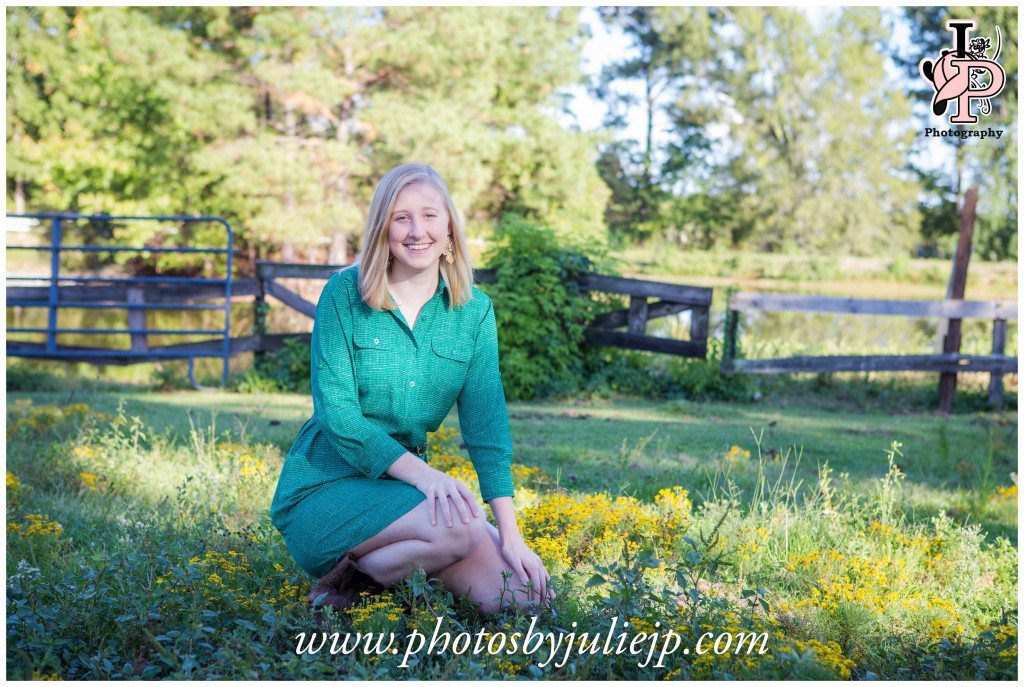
[[919, 19, 1005, 125]]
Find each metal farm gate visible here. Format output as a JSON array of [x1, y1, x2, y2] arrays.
[[6, 213, 235, 389]]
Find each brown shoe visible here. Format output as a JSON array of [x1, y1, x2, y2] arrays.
[[308, 553, 360, 613], [349, 568, 386, 597]]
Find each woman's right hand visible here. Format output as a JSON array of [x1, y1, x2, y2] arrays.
[[413, 466, 482, 528], [386, 453, 481, 528]]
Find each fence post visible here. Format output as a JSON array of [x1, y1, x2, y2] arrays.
[[988, 318, 1007, 406], [46, 216, 62, 353], [721, 320, 739, 377], [938, 187, 978, 413], [690, 304, 709, 343], [127, 287, 148, 352], [253, 263, 268, 364], [627, 295, 648, 335], [722, 288, 739, 372]]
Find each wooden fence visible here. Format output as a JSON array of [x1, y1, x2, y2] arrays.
[[254, 261, 713, 359], [721, 292, 1017, 405], [10, 264, 1016, 407], [7, 261, 713, 365]]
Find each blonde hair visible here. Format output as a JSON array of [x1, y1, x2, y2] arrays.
[[353, 163, 474, 310]]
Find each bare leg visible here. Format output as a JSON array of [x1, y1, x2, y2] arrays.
[[349, 496, 484, 587], [436, 523, 532, 614], [345, 497, 535, 613]]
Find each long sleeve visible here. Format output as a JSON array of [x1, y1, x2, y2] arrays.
[[457, 297, 515, 502], [311, 274, 408, 479]]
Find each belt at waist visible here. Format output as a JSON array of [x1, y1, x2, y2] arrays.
[[406, 443, 428, 457]]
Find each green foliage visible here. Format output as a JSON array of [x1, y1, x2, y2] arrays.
[[6, 7, 251, 262], [481, 214, 595, 401], [5, 364, 68, 392], [233, 339, 311, 395], [595, 7, 715, 245], [666, 339, 753, 401], [709, 8, 921, 254], [582, 339, 754, 403], [599, 7, 926, 255], [8, 6, 1018, 262], [150, 363, 191, 392], [6, 6, 609, 264]]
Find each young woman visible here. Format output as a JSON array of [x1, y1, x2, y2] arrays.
[[270, 163, 552, 614]]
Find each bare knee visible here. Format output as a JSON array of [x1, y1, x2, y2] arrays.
[[430, 512, 484, 561]]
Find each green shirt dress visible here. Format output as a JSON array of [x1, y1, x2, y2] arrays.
[[270, 265, 515, 578]]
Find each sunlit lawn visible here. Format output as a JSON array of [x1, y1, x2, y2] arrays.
[[10, 385, 1017, 541]]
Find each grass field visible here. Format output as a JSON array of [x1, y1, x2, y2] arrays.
[[5, 381, 1018, 679]]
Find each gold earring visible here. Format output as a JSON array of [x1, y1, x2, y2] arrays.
[[443, 237, 454, 264]]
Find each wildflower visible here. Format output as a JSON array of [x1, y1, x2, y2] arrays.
[[346, 592, 405, 630], [655, 486, 692, 516], [7, 471, 22, 507], [498, 660, 520, 676], [993, 484, 1017, 501], [239, 454, 268, 479], [9, 513, 64, 538], [31, 671, 62, 680], [79, 472, 99, 493], [724, 445, 751, 461]]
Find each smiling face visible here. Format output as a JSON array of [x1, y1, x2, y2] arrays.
[[386, 182, 450, 281]]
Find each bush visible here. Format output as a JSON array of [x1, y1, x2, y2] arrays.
[[233, 338, 311, 394], [581, 339, 755, 402], [6, 364, 67, 392], [481, 214, 595, 401]]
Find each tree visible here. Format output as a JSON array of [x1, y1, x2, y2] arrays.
[[7, 6, 610, 265], [666, 7, 922, 254], [6, 7, 249, 214], [6, 6, 252, 271], [594, 6, 715, 242], [188, 6, 376, 264], [361, 6, 608, 243]]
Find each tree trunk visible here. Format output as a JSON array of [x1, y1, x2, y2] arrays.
[[644, 64, 655, 190], [15, 178, 25, 214], [281, 103, 297, 263], [281, 242, 296, 263], [328, 231, 348, 265]]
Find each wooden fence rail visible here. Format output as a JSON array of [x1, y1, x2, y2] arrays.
[[722, 292, 1017, 406], [255, 261, 713, 359]]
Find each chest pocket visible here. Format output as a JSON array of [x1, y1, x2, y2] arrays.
[[352, 329, 401, 381], [430, 338, 473, 405], [431, 339, 473, 364]]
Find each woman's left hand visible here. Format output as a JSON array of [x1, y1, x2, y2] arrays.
[[498, 532, 554, 607]]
